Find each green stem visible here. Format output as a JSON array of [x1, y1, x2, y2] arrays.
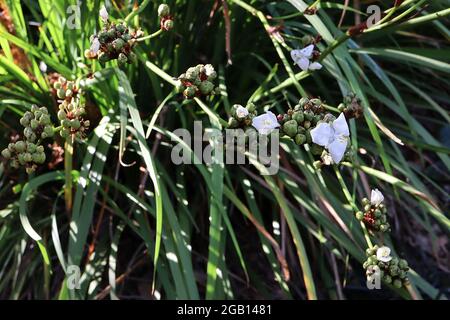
[[137, 29, 163, 42], [334, 167, 373, 249], [124, 0, 152, 24], [64, 137, 73, 214]]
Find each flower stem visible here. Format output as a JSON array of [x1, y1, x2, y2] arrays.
[[64, 137, 73, 214], [137, 29, 163, 42]]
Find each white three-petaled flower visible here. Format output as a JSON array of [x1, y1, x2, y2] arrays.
[[310, 113, 349, 164], [236, 105, 249, 119], [100, 5, 109, 22], [290, 44, 322, 71], [370, 189, 384, 206], [376, 246, 392, 263], [252, 111, 280, 135]]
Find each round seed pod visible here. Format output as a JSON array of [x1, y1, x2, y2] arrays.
[[393, 279, 402, 288], [356, 211, 364, 221], [163, 19, 174, 31], [292, 111, 304, 124], [113, 38, 125, 50], [282, 120, 298, 137], [58, 110, 67, 120], [294, 134, 306, 145], [116, 23, 126, 33], [98, 52, 110, 64], [199, 81, 214, 95], [1, 149, 11, 159], [118, 53, 128, 65], [158, 4, 170, 17], [57, 88, 66, 99], [299, 97, 309, 107], [304, 110, 314, 121], [183, 86, 196, 98], [70, 119, 81, 130], [15, 141, 26, 153]]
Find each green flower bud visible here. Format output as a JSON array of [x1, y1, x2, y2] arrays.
[[60, 128, 70, 139], [58, 110, 67, 120], [1, 149, 11, 159], [304, 110, 314, 121], [23, 153, 32, 162], [362, 198, 370, 206], [158, 4, 170, 17], [57, 88, 66, 99], [62, 119, 71, 128], [379, 224, 389, 232], [70, 119, 81, 130], [39, 114, 51, 125], [282, 120, 298, 137], [20, 116, 30, 127], [303, 120, 311, 129], [294, 104, 302, 111], [299, 97, 309, 107], [32, 152, 46, 164], [118, 53, 128, 65], [310, 98, 321, 106], [292, 111, 304, 124], [294, 134, 306, 145], [44, 125, 54, 137], [356, 211, 364, 221], [393, 279, 402, 288], [10, 159, 19, 168], [184, 86, 196, 98], [199, 81, 214, 95], [374, 209, 382, 218], [31, 105, 40, 112], [128, 52, 137, 64], [116, 23, 126, 33], [15, 141, 26, 153], [54, 82, 62, 90], [310, 144, 323, 155], [383, 275, 392, 284], [98, 32, 109, 44], [113, 38, 125, 50], [185, 67, 199, 81], [364, 204, 371, 211], [398, 259, 408, 269], [306, 129, 312, 144], [98, 52, 110, 64], [122, 33, 132, 41], [36, 145, 44, 153], [163, 19, 174, 31], [27, 143, 36, 153]]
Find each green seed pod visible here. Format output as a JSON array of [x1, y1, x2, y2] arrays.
[[312, 115, 321, 124], [58, 110, 67, 120], [98, 32, 109, 44], [70, 119, 81, 130], [399, 270, 407, 279], [304, 110, 314, 121], [294, 134, 306, 145], [383, 275, 392, 284], [27, 143, 36, 153], [106, 29, 116, 39], [283, 120, 298, 137], [374, 209, 382, 218], [310, 98, 321, 106], [39, 114, 51, 125], [299, 97, 309, 107], [368, 255, 377, 264], [32, 152, 46, 164], [293, 104, 302, 112], [44, 125, 54, 137], [158, 4, 170, 17], [60, 128, 70, 139], [54, 82, 62, 90], [303, 120, 311, 129], [364, 204, 371, 211], [15, 141, 26, 153], [118, 53, 128, 65], [116, 23, 126, 33], [8, 143, 15, 152], [122, 33, 131, 41], [184, 86, 196, 98], [199, 81, 214, 95], [310, 144, 323, 155], [1, 149, 11, 159], [398, 259, 408, 269], [18, 153, 26, 165], [20, 116, 30, 127], [62, 119, 71, 128], [57, 88, 66, 99], [23, 153, 32, 163], [113, 38, 126, 50], [36, 146, 44, 153], [356, 211, 364, 221], [128, 52, 137, 64], [292, 111, 304, 124], [362, 198, 370, 206], [185, 67, 199, 81]]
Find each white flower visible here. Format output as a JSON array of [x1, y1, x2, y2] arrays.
[[90, 37, 100, 54], [291, 45, 322, 71], [376, 246, 392, 263], [252, 111, 280, 135], [39, 61, 47, 73], [310, 113, 349, 164], [235, 105, 249, 119], [99, 5, 109, 22], [370, 189, 384, 206]]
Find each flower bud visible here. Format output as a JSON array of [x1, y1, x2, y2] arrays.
[[310, 98, 321, 106], [58, 110, 67, 120], [57, 88, 66, 99], [15, 141, 26, 153], [98, 52, 110, 64], [294, 134, 306, 145], [283, 120, 298, 137], [393, 279, 402, 288], [304, 110, 314, 121], [292, 111, 304, 124], [113, 38, 125, 50], [163, 19, 174, 31], [118, 53, 128, 65], [158, 4, 170, 17], [1, 149, 11, 159], [356, 211, 364, 221], [116, 23, 126, 33], [184, 86, 196, 98], [299, 97, 309, 107], [32, 152, 46, 164], [199, 81, 214, 95], [70, 119, 81, 130]]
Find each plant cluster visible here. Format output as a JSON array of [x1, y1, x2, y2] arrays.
[[177, 64, 219, 99]]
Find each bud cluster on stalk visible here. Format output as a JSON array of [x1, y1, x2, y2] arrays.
[[177, 64, 219, 99], [86, 20, 142, 65], [158, 4, 174, 31], [356, 197, 391, 233], [338, 92, 364, 119], [278, 97, 325, 149], [53, 77, 90, 140], [227, 103, 257, 128], [1, 105, 54, 174], [363, 245, 410, 289]]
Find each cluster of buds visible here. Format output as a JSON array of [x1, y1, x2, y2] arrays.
[[338, 92, 363, 119], [53, 77, 90, 140], [85, 7, 142, 65], [356, 189, 391, 233], [158, 4, 174, 31], [227, 103, 257, 128], [363, 245, 409, 289], [1, 105, 54, 173], [278, 97, 325, 148], [177, 64, 219, 99]]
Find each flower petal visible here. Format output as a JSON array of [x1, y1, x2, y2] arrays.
[[332, 113, 349, 137], [252, 111, 279, 135], [290, 49, 304, 61], [370, 189, 384, 206], [310, 122, 333, 147], [300, 44, 314, 58], [328, 138, 347, 164], [100, 5, 109, 21], [296, 57, 310, 71], [236, 106, 249, 119], [90, 37, 100, 54], [308, 62, 322, 70]]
